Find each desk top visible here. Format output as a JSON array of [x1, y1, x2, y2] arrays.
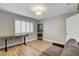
[[0, 34, 29, 38]]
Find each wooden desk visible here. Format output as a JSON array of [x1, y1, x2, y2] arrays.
[[0, 34, 29, 52]]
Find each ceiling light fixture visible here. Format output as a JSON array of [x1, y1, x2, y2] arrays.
[[32, 5, 46, 16], [35, 8, 43, 16]]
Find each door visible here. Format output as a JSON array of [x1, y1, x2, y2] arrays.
[[66, 14, 79, 42]]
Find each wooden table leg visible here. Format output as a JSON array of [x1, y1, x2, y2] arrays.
[[5, 39, 7, 52], [24, 36, 27, 45]]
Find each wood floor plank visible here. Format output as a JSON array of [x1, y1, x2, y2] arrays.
[[0, 40, 52, 56]]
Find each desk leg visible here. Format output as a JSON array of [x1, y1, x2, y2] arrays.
[[5, 39, 7, 52], [24, 36, 27, 45]]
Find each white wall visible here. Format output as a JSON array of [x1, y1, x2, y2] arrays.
[[40, 12, 76, 44], [66, 13, 79, 42], [0, 10, 39, 49]]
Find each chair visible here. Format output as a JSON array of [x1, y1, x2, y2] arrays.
[[64, 38, 78, 48], [60, 38, 79, 56]]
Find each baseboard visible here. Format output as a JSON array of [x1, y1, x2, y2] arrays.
[[44, 39, 65, 48], [26, 38, 37, 42], [44, 39, 65, 45]]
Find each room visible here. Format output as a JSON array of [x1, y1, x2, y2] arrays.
[[0, 3, 79, 56]]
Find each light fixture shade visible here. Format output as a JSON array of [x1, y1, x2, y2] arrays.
[[35, 8, 43, 15], [31, 5, 46, 16], [35, 11, 43, 16]]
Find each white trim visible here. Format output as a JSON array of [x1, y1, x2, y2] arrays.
[[44, 38, 65, 45], [26, 38, 37, 42]]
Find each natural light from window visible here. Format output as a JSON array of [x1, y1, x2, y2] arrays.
[[15, 20, 21, 34], [15, 20, 34, 34], [21, 21, 26, 33]]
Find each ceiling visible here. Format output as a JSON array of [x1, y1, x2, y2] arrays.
[[0, 3, 78, 20]]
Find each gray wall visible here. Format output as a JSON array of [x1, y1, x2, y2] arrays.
[[0, 10, 39, 49], [0, 10, 77, 49], [40, 12, 77, 44]]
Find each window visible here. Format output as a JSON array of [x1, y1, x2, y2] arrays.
[[26, 22, 30, 32], [21, 21, 26, 33], [30, 23, 33, 32], [15, 20, 21, 33], [15, 20, 34, 34]]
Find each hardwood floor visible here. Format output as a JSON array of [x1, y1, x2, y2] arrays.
[[0, 40, 52, 56]]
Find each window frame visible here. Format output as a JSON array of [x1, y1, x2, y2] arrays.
[[15, 19, 34, 34]]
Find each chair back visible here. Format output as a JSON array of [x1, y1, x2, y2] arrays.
[[65, 38, 78, 48]]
